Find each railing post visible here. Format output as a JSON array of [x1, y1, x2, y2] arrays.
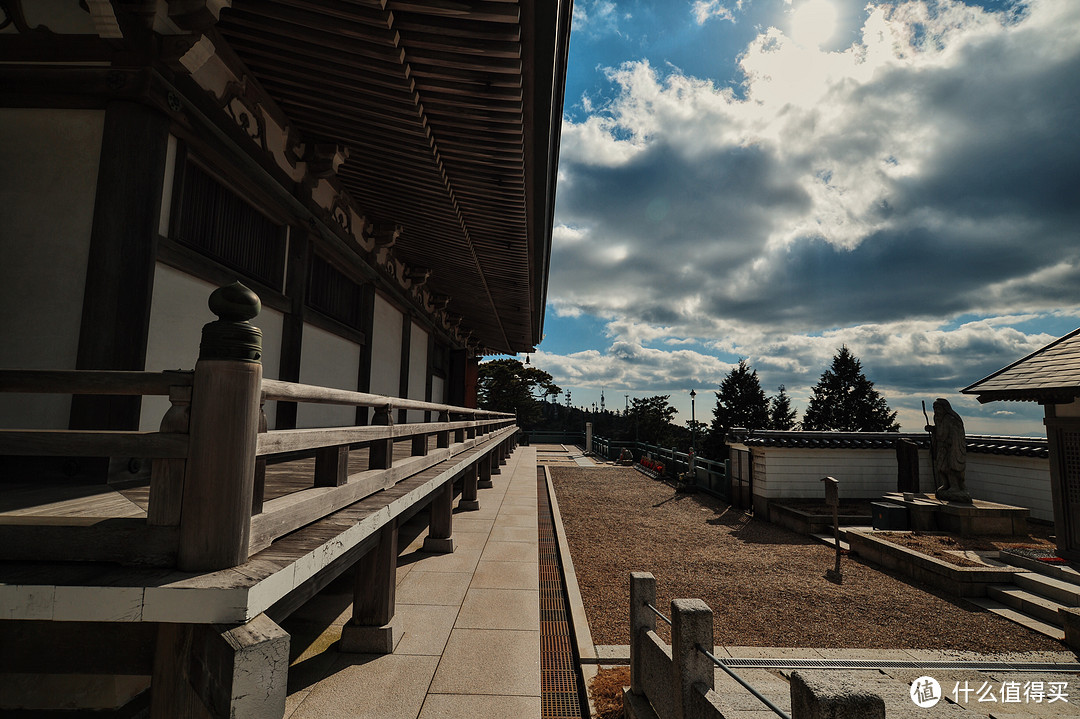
[[252, 401, 268, 514], [148, 380, 192, 526], [671, 598, 714, 719], [437, 410, 450, 449], [629, 571, 656, 697], [412, 426, 429, 456], [466, 418, 476, 440], [315, 444, 349, 487], [178, 283, 263, 571], [460, 463, 480, 511], [369, 403, 393, 470], [453, 412, 465, 443]]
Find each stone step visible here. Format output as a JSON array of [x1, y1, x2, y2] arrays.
[[811, 532, 850, 552], [999, 551, 1080, 585], [987, 584, 1068, 627], [1013, 571, 1080, 607], [968, 597, 1066, 641]]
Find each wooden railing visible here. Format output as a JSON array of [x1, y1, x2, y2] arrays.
[[0, 283, 515, 572]]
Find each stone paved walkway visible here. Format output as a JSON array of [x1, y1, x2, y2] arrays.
[[281, 445, 542, 719]]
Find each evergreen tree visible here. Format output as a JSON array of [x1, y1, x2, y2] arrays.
[[767, 384, 799, 430], [628, 395, 679, 447], [476, 358, 560, 430], [801, 347, 899, 431], [705, 360, 769, 456]]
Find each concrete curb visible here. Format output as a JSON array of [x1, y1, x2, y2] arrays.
[[545, 464, 599, 717]]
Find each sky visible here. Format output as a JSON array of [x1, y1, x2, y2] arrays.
[[524, 0, 1080, 437]]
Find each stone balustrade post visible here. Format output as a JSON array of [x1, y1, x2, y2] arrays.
[[629, 571, 656, 697], [671, 598, 715, 719], [177, 283, 263, 572]]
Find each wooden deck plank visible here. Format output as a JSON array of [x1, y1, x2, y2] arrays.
[[0, 427, 517, 624]]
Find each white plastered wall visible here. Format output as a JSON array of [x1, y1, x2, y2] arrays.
[[431, 376, 446, 406], [140, 264, 283, 431], [0, 109, 103, 429], [750, 446, 1053, 521], [369, 294, 403, 399], [407, 321, 429, 422], [296, 324, 360, 428]]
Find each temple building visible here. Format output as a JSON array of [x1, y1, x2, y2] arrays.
[[0, 1, 572, 715]]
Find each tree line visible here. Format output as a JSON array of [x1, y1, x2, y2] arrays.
[[477, 345, 898, 460]]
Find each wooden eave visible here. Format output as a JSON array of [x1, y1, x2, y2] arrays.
[[212, 0, 571, 353], [961, 327, 1080, 405]]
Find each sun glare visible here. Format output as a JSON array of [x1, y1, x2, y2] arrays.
[[790, 0, 839, 49]]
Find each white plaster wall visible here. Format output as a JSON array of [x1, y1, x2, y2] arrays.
[[432, 376, 446, 406], [369, 294, 402, 399], [966, 455, 1052, 522], [0, 109, 103, 429], [296, 323, 360, 428], [750, 446, 1053, 520], [407, 322, 429, 422], [140, 264, 283, 430]]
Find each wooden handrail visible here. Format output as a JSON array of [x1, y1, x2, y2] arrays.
[[261, 378, 513, 417], [256, 418, 511, 456], [0, 369, 193, 396], [0, 430, 189, 458]]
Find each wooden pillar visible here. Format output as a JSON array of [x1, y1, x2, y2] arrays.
[[147, 382, 191, 526], [464, 355, 479, 408], [478, 453, 493, 489], [491, 442, 502, 475], [340, 520, 400, 654], [368, 404, 394, 470], [314, 444, 349, 487], [355, 284, 376, 426], [412, 429, 429, 457], [422, 482, 454, 553], [69, 101, 170, 433], [252, 402, 268, 515], [275, 229, 310, 430], [397, 313, 412, 425], [448, 349, 467, 407], [459, 464, 479, 511], [151, 614, 289, 719], [177, 283, 263, 572], [453, 412, 466, 444]]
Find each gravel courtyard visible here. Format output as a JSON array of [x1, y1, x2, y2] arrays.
[[551, 466, 1063, 653]]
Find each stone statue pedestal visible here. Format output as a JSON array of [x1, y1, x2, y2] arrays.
[[881, 493, 1029, 536]]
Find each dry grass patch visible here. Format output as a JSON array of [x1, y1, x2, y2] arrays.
[[551, 466, 1061, 653], [589, 666, 630, 719]]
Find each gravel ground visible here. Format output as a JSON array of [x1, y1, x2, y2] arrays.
[[551, 466, 1063, 652]]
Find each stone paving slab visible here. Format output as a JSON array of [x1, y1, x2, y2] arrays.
[[282, 445, 541, 719]]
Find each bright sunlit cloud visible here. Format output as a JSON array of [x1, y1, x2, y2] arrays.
[[789, 0, 839, 48]]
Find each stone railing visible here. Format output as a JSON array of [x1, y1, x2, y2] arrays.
[[624, 572, 886, 719]]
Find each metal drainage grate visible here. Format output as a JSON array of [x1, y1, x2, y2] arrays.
[[538, 468, 590, 719], [723, 658, 1080, 672]]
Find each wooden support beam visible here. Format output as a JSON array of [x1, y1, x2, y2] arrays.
[[478, 453, 493, 489], [459, 463, 479, 511], [314, 444, 350, 487], [422, 481, 454, 553], [412, 431, 429, 457], [453, 413, 466, 444], [355, 284, 376, 426], [150, 614, 289, 719], [148, 385, 191, 526], [340, 519, 400, 654], [436, 410, 450, 449], [0, 621, 156, 675]]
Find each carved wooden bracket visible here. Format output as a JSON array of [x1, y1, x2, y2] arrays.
[[168, 0, 231, 31], [372, 224, 403, 249], [305, 143, 350, 179]]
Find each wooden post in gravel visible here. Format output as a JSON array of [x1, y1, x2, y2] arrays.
[[629, 571, 656, 697], [177, 283, 263, 572], [670, 598, 714, 719]]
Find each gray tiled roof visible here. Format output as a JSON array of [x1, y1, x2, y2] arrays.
[[962, 327, 1080, 403], [726, 430, 1047, 458]]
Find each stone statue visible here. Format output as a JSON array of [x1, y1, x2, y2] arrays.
[[925, 398, 971, 504]]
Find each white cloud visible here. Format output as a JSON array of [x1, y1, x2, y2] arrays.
[[693, 1, 737, 25]]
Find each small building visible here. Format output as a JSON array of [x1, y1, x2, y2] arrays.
[[963, 327, 1080, 561]]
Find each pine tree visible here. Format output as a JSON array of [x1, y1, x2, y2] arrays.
[[711, 359, 770, 434], [767, 384, 798, 430], [801, 347, 899, 431]]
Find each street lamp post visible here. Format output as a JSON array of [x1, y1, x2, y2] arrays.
[[689, 389, 697, 475]]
